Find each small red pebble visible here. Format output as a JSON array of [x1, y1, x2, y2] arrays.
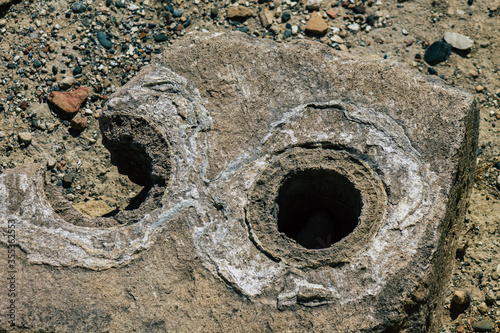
[[43, 46, 49, 53], [405, 39, 414, 47], [20, 101, 28, 110], [23, 45, 33, 54], [70, 114, 88, 132], [326, 10, 337, 19]]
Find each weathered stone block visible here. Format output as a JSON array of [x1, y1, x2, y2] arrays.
[[0, 32, 478, 332]]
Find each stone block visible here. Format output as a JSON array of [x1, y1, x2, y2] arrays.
[[0, 32, 478, 332]]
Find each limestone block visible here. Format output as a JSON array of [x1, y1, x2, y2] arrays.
[[0, 32, 478, 332]]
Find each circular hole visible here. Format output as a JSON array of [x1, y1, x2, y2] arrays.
[[277, 169, 362, 249], [43, 114, 170, 228]]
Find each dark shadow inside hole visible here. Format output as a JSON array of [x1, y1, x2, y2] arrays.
[[277, 169, 362, 249], [124, 186, 151, 210], [106, 139, 153, 187]]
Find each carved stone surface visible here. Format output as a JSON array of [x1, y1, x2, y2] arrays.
[[0, 32, 478, 332]]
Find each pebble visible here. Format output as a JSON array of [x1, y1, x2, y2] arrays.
[[59, 77, 75, 90], [18, 132, 32, 145], [476, 85, 485, 92], [33, 59, 41, 68], [281, 12, 291, 22], [73, 67, 83, 76], [47, 158, 56, 169], [259, 10, 274, 28], [306, 0, 322, 11], [427, 67, 438, 75], [496, 174, 500, 189], [332, 35, 344, 43], [339, 44, 349, 52], [72, 1, 86, 13], [153, 33, 168, 42], [47, 87, 88, 116], [444, 32, 474, 50], [173, 9, 184, 18], [347, 23, 360, 32], [326, 10, 336, 19], [424, 41, 452, 65], [0, 19, 6, 27], [226, 6, 253, 21], [353, 5, 366, 14], [97, 31, 113, 49], [62, 174, 74, 188], [305, 11, 328, 35], [115, 0, 125, 8], [477, 302, 489, 314], [485, 289, 496, 304], [471, 319, 494, 331], [451, 290, 470, 305], [70, 114, 88, 131], [210, 8, 219, 18]]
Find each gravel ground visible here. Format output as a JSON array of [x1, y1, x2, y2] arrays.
[[0, 0, 499, 330]]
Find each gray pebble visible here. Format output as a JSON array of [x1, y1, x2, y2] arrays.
[[18, 132, 32, 145]]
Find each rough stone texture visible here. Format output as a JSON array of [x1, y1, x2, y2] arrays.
[[0, 32, 478, 332], [47, 86, 88, 116]]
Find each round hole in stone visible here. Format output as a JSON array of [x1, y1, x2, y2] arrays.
[[44, 113, 170, 228], [277, 169, 362, 249]]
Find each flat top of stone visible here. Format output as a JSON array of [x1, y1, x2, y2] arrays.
[[147, 32, 473, 178]]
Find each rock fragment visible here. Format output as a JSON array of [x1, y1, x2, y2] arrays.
[[59, 77, 75, 90], [154, 33, 169, 42], [72, 1, 86, 13], [47, 158, 56, 169], [62, 174, 74, 188], [444, 32, 474, 50], [70, 114, 88, 131], [472, 319, 495, 332], [281, 11, 291, 22], [347, 23, 360, 32], [47, 87, 88, 116], [97, 31, 113, 49], [305, 11, 328, 35], [424, 41, 452, 65], [452, 290, 470, 305], [306, 0, 322, 11], [18, 132, 32, 145], [259, 10, 274, 28], [226, 6, 253, 21]]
